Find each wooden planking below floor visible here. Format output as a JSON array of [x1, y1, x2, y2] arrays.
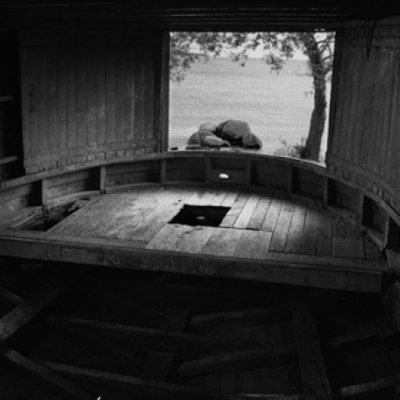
[[0, 185, 386, 293]]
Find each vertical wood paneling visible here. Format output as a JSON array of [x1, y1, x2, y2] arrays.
[[125, 44, 135, 144], [47, 47, 57, 159], [145, 45, 155, 140], [85, 44, 97, 149], [95, 45, 106, 147], [135, 46, 146, 144], [327, 17, 400, 215], [76, 44, 87, 149], [105, 47, 116, 146], [114, 45, 125, 144], [21, 30, 164, 173], [66, 45, 77, 151], [56, 46, 67, 154]]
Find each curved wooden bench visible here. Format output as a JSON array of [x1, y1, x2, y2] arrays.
[[0, 151, 396, 292]]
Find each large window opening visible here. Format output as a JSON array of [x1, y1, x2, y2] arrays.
[[169, 32, 335, 163]]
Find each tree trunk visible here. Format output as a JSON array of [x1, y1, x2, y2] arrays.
[[305, 77, 327, 161], [301, 33, 328, 161]]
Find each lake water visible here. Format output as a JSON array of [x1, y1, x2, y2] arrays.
[[169, 57, 330, 160]]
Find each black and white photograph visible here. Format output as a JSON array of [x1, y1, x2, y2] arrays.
[[0, 2, 399, 399]]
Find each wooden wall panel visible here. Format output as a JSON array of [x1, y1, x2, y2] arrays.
[[327, 17, 400, 215], [20, 30, 166, 174], [0, 32, 23, 180]]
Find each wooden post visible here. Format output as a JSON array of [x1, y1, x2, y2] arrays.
[[160, 159, 167, 185], [41, 178, 48, 205], [359, 193, 365, 226], [205, 158, 211, 186], [245, 160, 252, 188], [99, 166, 107, 194]]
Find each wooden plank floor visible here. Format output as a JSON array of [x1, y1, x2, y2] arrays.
[[45, 185, 380, 262], [0, 185, 386, 293]]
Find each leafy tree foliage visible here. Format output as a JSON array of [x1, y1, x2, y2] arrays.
[[170, 31, 335, 161]]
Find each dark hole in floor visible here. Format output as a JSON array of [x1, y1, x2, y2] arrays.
[[18, 197, 93, 232], [169, 205, 230, 227]]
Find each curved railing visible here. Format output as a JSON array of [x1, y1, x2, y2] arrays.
[[0, 151, 399, 256]]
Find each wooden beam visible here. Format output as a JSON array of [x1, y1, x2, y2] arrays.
[[52, 316, 243, 356], [99, 166, 106, 194], [41, 178, 48, 205], [190, 306, 288, 330], [50, 316, 143, 373], [0, 233, 384, 293], [178, 344, 296, 377], [142, 307, 189, 380], [2, 348, 92, 400], [0, 285, 23, 306], [290, 295, 332, 400], [42, 361, 303, 400], [340, 374, 400, 397], [0, 278, 71, 342], [328, 327, 399, 347]]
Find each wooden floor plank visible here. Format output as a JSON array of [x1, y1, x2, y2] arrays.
[[234, 194, 260, 229], [146, 224, 192, 251], [220, 191, 239, 207], [220, 194, 249, 228], [208, 189, 231, 206], [261, 198, 283, 232], [284, 205, 307, 254], [126, 188, 186, 239], [247, 195, 272, 230], [192, 189, 221, 206], [202, 228, 243, 256], [298, 209, 319, 255], [233, 230, 272, 259], [269, 202, 294, 253], [141, 190, 193, 242], [290, 296, 332, 400], [171, 226, 216, 254]]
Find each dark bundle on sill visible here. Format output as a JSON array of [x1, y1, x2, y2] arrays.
[[186, 120, 263, 150]]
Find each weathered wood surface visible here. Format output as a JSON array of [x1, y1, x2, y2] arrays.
[[178, 345, 296, 377], [327, 18, 400, 217], [42, 361, 303, 400], [142, 307, 189, 380], [290, 295, 332, 400], [20, 30, 164, 174], [34, 186, 380, 261], [0, 278, 71, 342], [2, 349, 93, 400], [0, 186, 385, 292]]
